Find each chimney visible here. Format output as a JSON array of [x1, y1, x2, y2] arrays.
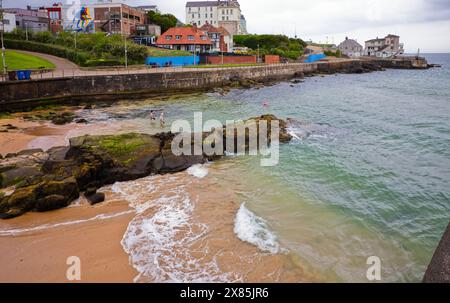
[[345, 37, 348, 40]]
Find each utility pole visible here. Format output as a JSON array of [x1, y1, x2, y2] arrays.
[[124, 33, 128, 69], [1, 0, 7, 76], [193, 44, 196, 65]]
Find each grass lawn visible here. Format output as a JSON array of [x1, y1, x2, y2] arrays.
[[185, 63, 265, 68], [0, 50, 55, 71], [147, 46, 192, 57]]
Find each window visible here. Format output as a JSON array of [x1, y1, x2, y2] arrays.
[[210, 13, 213, 18], [3, 19, 10, 25], [49, 11, 59, 20], [176, 35, 182, 40], [205, 13, 208, 18], [166, 35, 173, 40], [230, 9, 233, 15], [226, 16, 229, 20], [222, 16, 225, 20], [189, 7, 191, 12], [188, 35, 194, 40], [200, 35, 206, 40], [192, 14, 194, 18]]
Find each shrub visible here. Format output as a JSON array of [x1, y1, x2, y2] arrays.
[[234, 34, 306, 60]]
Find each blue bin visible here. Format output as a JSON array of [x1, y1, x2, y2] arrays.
[[17, 70, 31, 80]]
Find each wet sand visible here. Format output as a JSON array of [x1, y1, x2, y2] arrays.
[[0, 198, 137, 282]]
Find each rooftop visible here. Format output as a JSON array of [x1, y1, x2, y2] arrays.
[[200, 23, 231, 36], [156, 26, 213, 45], [186, 1, 239, 8]]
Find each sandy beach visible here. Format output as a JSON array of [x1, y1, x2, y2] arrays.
[[0, 113, 313, 283]]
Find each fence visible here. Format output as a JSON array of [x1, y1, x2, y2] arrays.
[[145, 56, 200, 67], [0, 62, 316, 83]]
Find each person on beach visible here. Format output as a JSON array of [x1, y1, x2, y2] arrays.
[[159, 112, 165, 127], [149, 110, 156, 122]]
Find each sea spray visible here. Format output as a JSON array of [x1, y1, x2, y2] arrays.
[[234, 203, 281, 254]]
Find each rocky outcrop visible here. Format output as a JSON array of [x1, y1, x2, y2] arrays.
[[423, 223, 450, 283], [0, 115, 292, 219]]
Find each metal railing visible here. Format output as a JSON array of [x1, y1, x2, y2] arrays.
[[0, 62, 319, 83]]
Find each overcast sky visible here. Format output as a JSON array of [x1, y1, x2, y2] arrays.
[[3, 0, 450, 52]]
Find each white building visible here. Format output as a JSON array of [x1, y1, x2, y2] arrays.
[[1, 12, 17, 33], [338, 37, 363, 57], [185, 0, 246, 35], [364, 34, 404, 58]]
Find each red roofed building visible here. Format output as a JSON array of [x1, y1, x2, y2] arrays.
[[200, 22, 232, 52], [156, 26, 212, 53]]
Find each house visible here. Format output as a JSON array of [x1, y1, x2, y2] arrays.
[[304, 45, 324, 55], [185, 0, 246, 35], [364, 34, 404, 58], [200, 22, 232, 52], [61, 1, 146, 35], [92, 2, 146, 35], [43, 3, 63, 33], [4, 7, 50, 33], [156, 26, 212, 53], [0, 13, 17, 33], [136, 5, 160, 14], [338, 37, 363, 57]]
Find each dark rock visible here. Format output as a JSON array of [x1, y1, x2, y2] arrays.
[[17, 149, 44, 156], [2, 124, 18, 130], [75, 118, 88, 124], [35, 195, 71, 212], [85, 187, 97, 197], [85, 192, 105, 205], [0, 186, 38, 219], [423, 223, 450, 283]]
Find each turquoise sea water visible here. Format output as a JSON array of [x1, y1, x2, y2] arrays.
[[82, 54, 450, 282]]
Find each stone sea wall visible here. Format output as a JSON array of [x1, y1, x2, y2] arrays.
[[0, 61, 343, 110], [0, 58, 428, 111]]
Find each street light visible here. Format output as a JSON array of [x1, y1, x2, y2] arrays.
[[124, 33, 128, 69]]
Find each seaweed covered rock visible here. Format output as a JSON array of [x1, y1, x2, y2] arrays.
[[0, 115, 292, 218]]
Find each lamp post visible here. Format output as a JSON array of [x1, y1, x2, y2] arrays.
[[124, 33, 128, 69], [1, 0, 7, 76]]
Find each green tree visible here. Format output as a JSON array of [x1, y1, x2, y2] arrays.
[[147, 11, 178, 33]]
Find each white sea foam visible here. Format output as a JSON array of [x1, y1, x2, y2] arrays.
[[0, 210, 134, 236], [187, 164, 209, 179], [287, 127, 308, 141], [234, 203, 281, 254], [113, 175, 238, 282]]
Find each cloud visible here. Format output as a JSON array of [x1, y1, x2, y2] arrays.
[[3, 0, 450, 52]]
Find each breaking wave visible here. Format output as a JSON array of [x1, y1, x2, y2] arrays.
[[187, 164, 209, 179], [234, 203, 281, 254], [113, 175, 239, 282]]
